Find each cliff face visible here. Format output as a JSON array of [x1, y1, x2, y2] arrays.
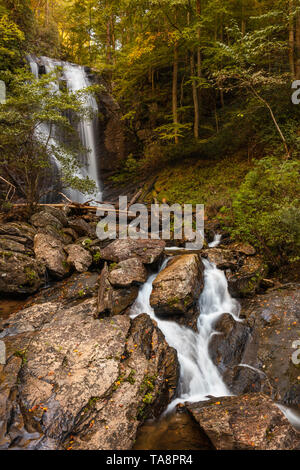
[[88, 71, 128, 198]]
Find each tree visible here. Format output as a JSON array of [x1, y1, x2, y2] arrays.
[[0, 68, 96, 209]]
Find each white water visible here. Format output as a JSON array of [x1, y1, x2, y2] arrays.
[[131, 257, 241, 410], [208, 233, 222, 248], [27, 55, 102, 203]]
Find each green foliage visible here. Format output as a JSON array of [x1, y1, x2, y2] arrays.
[[0, 13, 24, 70], [228, 157, 300, 263]]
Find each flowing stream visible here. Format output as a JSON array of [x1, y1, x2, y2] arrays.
[[131, 256, 241, 409], [27, 55, 102, 203]]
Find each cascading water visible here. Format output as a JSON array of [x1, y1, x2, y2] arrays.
[[131, 257, 241, 410], [27, 55, 102, 203]]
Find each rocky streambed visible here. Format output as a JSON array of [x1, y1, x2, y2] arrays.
[[0, 206, 300, 450]]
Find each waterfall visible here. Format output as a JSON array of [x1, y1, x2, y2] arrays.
[[27, 55, 102, 203], [208, 233, 222, 248], [131, 257, 241, 410]]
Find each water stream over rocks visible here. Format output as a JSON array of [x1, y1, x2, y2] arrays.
[[131, 256, 241, 410]]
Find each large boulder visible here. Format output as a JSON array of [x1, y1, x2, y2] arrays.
[[0, 222, 36, 244], [228, 255, 267, 297], [68, 218, 95, 238], [65, 244, 93, 273], [100, 239, 165, 266], [97, 263, 139, 317], [209, 314, 251, 385], [201, 248, 238, 270], [34, 233, 70, 279], [150, 254, 204, 319], [187, 394, 300, 450], [0, 251, 45, 295], [0, 299, 179, 450], [26, 272, 100, 307], [108, 258, 147, 287], [238, 284, 300, 405]]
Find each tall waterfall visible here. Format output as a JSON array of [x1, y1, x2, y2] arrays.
[[131, 257, 241, 410], [27, 55, 103, 203]]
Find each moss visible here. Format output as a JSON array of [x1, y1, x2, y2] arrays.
[[93, 252, 101, 263], [109, 262, 118, 271], [14, 348, 28, 366]]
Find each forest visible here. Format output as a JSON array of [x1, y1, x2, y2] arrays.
[[0, 0, 300, 453]]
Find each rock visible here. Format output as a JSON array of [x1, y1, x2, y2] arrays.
[[65, 244, 93, 273], [0, 251, 45, 295], [209, 313, 251, 380], [201, 248, 238, 270], [0, 222, 36, 244], [238, 285, 300, 404], [34, 233, 70, 279], [31, 210, 64, 231], [42, 207, 68, 227], [187, 394, 300, 450], [0, 299, 179, 450], [108, 258, 148, 287], [68, 218, 95, 238], [97, 263, 138, 317], [150, 254, 203, 318], [26, 272, 100, 308], [100, 239, 166, 266], [0, 237, 32, 255], [228, 255, 267, 297], [227, 242, 256, 256], [62, 227, 78, 241]]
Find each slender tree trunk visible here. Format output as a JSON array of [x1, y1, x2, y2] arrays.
[[196, 0, 202, 109], [190, 51, 199, 139], [173, 42, 179, 145], [289, 0, 295, 78], [296, 8, 300, 79]]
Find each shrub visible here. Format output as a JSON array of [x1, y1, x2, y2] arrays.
[[228, 157, 300, 264]]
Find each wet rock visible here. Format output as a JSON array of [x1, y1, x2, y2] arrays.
[[34, 233, 70, 279], [187, 394, 300, 450], [201, 248, 238, 270], [239, 285, 300, 404], [150, 254, 203, 318], [68, 218, 95, 238], [0, 299, 179, 450], [0, 251, 45, 295], [223, 365, 272, 396], [100, 239, 165, 266], [97, 263, 138, 317], [65, 244, 93, 273], [228, 255, 267, 297], [108, 258, 148, 288], [25, 272, 99, 308], [209, 314, 251, 380]]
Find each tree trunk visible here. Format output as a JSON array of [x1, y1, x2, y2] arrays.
[[196, 0, 202, 109], [296, 7, 300, 79], [289, 0, 295, 78], [173, 42, 179, 145], [190, 51, 199, 139]]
